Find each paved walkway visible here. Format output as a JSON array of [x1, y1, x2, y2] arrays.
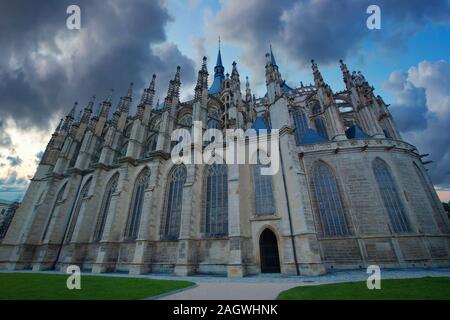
[[156, 268, 450, 300], [3, 267, 450, 300]]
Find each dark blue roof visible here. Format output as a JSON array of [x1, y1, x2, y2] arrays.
[[270, 45, 277, 66], [345, 125, 370, 139], [251, 116, 271, 134], [209, 47, 225, 95], [208, 75, 224, 95], [283, 83, 293, 93], [301, 128, 328, 144], [216, 48, 223, 67]]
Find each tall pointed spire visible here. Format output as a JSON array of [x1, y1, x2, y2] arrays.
[[216, 36, 223, 67], [209, 38, 225, 95], [195, 56, 209, 100], [269, 44, 277, 66], [172, 66, 181, 100], [311, 59, 325, 87], [245, 76, 252, 103], [140, 74, 156, 105], [339, 59, 353, 90], [62, 101, 77, 131], [55, 118, 64, 133]]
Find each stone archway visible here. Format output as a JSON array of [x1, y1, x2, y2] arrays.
[[259, 229, 281, 273]]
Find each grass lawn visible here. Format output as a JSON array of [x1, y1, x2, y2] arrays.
[[277, 277, 450, 300], [0, 273, 194, 300]]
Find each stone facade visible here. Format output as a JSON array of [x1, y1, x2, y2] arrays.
[[0, 47, 449, 276]]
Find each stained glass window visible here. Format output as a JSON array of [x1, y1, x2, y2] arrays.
[[312, 162, 349, 236]]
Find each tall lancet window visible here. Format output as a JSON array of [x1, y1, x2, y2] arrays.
[[253, 152, 275, 216], [203, 164, 228, 237], [314, 117, 328, 139], [93, 173, 119, 242], [125, 168, 150, 240], [162, 165, 187, 239], [42, 182, 67, 241], [293, 110, 308, 145], [146, 134, 158, 153], [65, 177, 92, 242], [373, 159, 410, 233], [312, 162, 350, 237]]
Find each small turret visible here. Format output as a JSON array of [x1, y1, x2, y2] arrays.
[[231, 61, 240, 83], [99, 89, 113, 119], [245, 76, 252, 102], [120, 82, 133, 114], [172, 66, 181, 100], [62, 102, 77, 131], [81, 95, 96, 124]]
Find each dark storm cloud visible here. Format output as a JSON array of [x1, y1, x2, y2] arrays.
[[0, 0, 196, 129], [207, 0, 450, 72]]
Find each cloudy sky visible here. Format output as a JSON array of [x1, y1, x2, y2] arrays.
[[0, 0, 449, 202]]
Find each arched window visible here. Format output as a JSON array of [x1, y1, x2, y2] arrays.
[[314, 117, 328, 139], [125, 168, 150, 240], [93, 173, 119, 242], [146, 134, 158, 153], [312, 162, 349, 237], [120, 141, 128, 157], [373, 159, 410, 233], [69, 142, 81, 168], [65, 177, 92, 242], [207, 119, 219, 129], [203, 164, 228, 236], [178, 114, 192, 127], [292, 110, 308, 145], [253, 152, 275, 215], [42, 182, 67, 241], [162, 165, 187, 239], [312, 102, 321, 115]]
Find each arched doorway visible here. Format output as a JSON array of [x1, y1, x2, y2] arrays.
[[259, 229, 281, 273]]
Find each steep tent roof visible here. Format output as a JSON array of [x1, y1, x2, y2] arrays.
[[301, 128, 328, 144], [345, 125, 370, 139], [251, 116, 271, 134], [209, 47, 225, 95]]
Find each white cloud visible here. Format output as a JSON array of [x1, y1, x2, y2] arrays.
[[385, 60, 450, 189]]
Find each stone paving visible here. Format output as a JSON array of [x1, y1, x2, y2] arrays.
[[2, 267, 450, 300]]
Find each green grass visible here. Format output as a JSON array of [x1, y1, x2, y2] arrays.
[[0, 273, 194, 300], [277, 277, 450, 300]]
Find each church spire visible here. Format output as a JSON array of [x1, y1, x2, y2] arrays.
[[209, 38, 225, 95], [269, 44, 277, 66]]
